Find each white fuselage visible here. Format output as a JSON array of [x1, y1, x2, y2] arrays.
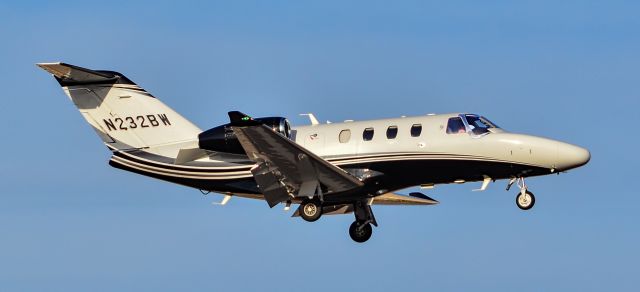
[[293, 113, 589, 175], [104, 112, 589, 199]]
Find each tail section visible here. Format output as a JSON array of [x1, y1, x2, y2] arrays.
[[38, 63, 201, 152]]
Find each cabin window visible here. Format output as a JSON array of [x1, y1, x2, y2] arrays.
[[386, 126, 398, 139], [363, 128, 374, 141], [410, 124, 422, 137], [339, 129, 351, 143], [446, 117, 466, 134]]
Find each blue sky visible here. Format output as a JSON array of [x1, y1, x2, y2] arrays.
[[1, 1, 638, 291]]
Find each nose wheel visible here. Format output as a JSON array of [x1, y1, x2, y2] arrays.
[[516, 190, 535, 210], [508, 177, 536, 210]]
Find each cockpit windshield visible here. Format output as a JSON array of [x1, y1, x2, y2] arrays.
[[464, 114, 500, 135], [447, 114, 500, 136]]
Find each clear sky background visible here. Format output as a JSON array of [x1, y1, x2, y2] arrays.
[[1, 1, 638, 291]]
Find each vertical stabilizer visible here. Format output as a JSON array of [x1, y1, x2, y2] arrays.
[[38, 62, 201, 152]]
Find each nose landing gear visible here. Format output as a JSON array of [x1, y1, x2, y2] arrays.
[[508, 177, 536, 210], [516, 190, 535, 210]]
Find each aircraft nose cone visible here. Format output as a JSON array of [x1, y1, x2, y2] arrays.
[[556, 142, 590, 171]]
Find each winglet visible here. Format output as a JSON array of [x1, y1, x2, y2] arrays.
[[228, 111, 261, 126]]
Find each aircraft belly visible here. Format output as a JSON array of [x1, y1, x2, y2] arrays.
[[343, 158, 550, 191]]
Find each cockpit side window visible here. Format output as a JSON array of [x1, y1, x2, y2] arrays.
[[446, 117, 466, 134]]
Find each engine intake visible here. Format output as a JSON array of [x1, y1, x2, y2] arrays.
[[198, 117, 291, 155]]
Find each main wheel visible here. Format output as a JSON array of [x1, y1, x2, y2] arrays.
[[349, 221, 373, 243], [300, 199, 322, 222], [516, 190, 536, 210]]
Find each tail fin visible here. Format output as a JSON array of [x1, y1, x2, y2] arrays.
[[38, 62, 201, 152]]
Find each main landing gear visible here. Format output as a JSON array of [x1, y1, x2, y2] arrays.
[[349, 200, 377, 243], [508, 177, 536, 210], [299, 198, 322, 222], [297, 198, 378, 243], [349, 221, 372, 243]]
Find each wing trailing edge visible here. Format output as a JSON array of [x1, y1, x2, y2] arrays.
[[229, 111, 364, 207]]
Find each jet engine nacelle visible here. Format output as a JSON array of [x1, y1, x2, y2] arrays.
[[198, 117, 291, 155]]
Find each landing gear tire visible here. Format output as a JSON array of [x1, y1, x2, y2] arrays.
[[516, 190, 535, 210], [349, 221, 373, 243], [300, 199, 322, 222]]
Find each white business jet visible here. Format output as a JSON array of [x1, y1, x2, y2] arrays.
[[38, 63, 590, 243]]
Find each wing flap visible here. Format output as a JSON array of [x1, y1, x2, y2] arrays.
[[229, 111, 363, 206], [251, 162, 293, 207]]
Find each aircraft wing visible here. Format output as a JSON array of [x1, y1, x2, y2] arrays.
[[291, 192, 438, 217], [373, 192, 439, 205], [229, 111, 364, 207]]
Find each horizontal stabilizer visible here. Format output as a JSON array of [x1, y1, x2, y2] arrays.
[[175, 148, 209, 164], [37, 62, 129, 86], [373, 192, 439, 205]]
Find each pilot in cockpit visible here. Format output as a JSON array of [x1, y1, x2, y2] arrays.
[[446, 117, 467, 134], [447, 114, 501, 136]]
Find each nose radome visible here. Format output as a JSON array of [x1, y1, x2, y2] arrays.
[[556, 142, 591, 171]]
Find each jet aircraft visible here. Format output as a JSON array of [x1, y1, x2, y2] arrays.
[[38, 63, 590, 243]]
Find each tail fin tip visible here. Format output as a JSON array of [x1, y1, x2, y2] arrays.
[[37, 62, 122, 86]]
